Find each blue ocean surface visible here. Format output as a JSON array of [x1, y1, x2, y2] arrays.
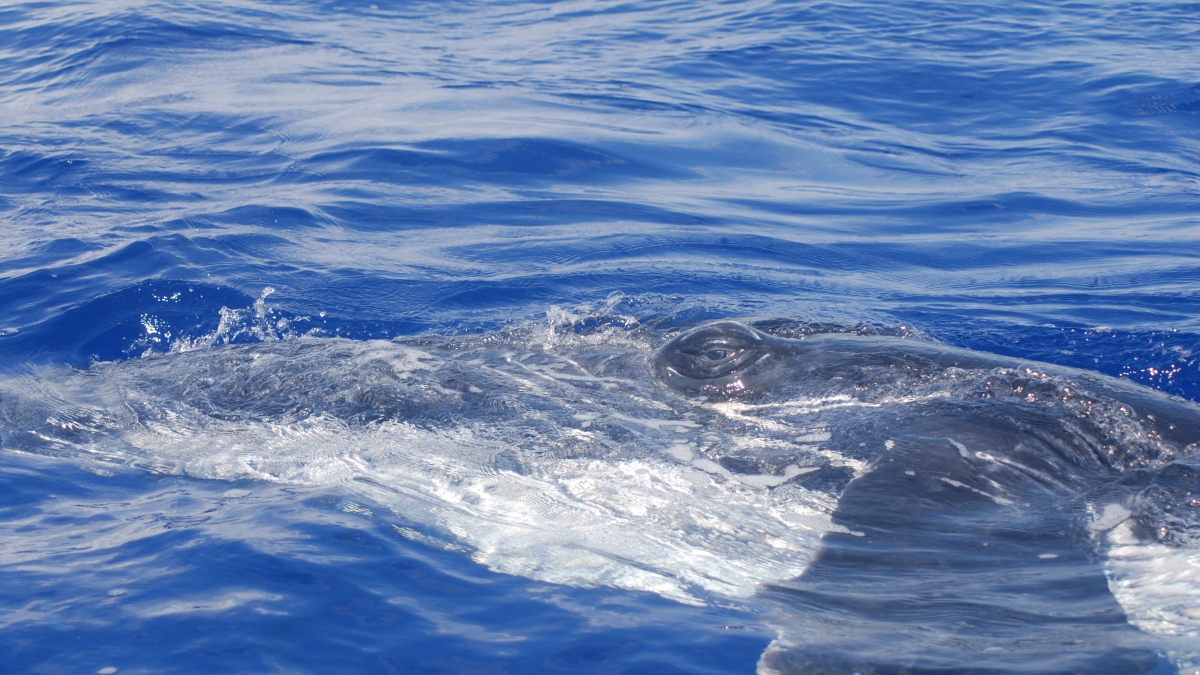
[[1, 1, 1199, 673]]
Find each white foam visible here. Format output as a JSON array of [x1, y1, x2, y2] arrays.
[[1091, 503, 1132, 532], [665, 444, 694, 462], [736, 465, 816, 488], [1105, 525, 1200, 674], [345, 425, 835, 604], [1106, 523, 1200, 639]]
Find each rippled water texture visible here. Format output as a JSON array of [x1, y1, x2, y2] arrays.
[[1, 1, 1199, 673]]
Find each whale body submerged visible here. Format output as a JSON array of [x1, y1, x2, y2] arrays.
[[656, 322, 1200, 674], [3, 319, 1200, 673]]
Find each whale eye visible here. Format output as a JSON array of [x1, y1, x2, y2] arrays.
[[652, 322, 774, 388]]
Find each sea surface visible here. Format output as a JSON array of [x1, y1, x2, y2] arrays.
[[1, 1, 1199, 673]]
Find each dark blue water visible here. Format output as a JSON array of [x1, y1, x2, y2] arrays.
[[2, 1, 1199, 673]]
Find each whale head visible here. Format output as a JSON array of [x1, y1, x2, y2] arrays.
[[651, 321, 791, 396]]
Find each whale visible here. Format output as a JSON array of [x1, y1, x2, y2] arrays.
[[2, 318, 1199, 673], [654, 321, 1200, 674]]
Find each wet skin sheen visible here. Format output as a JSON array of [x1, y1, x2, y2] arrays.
[[653, 322, 1200, 675]]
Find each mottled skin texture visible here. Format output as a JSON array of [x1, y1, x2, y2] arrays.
[[653, 322, 1200, 675]]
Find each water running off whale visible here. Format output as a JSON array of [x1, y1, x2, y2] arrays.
[[2, 317, 1200, 673]]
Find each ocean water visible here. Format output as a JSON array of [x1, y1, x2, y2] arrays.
[[1, 1, 1199, 673]]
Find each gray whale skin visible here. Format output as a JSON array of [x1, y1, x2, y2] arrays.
[[653, 321, 1200, 675]]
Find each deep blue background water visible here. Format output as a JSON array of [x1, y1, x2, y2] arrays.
[[1, 1, 1198, 673]]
